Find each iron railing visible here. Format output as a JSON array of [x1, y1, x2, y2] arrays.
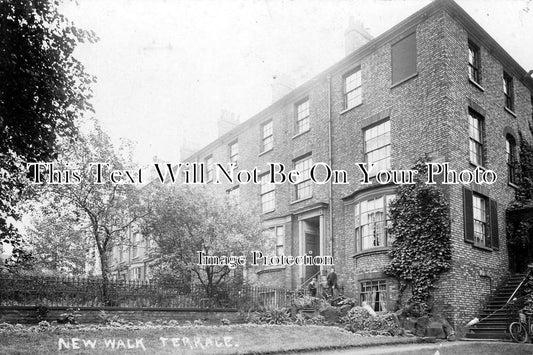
[[0, 274, 297, 310]]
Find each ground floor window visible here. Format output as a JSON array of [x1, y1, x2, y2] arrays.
[[360, 279, 388, 312]]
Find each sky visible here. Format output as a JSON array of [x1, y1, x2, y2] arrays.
[[60, 0, 533, 164]]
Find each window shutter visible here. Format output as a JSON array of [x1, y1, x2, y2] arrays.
[[463, 187, 474, 243], [391, 32, 417, 85], [490, 199, 499, 250]]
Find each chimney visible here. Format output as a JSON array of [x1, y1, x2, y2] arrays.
[[217, 110, 239, 138], [271, 74, 295, 103], [344, 16, 373, 55]]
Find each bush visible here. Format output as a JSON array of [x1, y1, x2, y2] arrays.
[[340, 307, 370, 330], [97, 310, 124, 324], [341, 307, 400, 336], [57, 308, 81, 324], [247, 307, 292, 325], [292, 295, 321, 310]]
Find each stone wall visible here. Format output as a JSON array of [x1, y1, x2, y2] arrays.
[[0, 306, 239, 325]]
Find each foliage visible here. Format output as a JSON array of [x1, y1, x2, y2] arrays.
[[384, 159, 451, 314], [141, 184, 263, 298], [292, 295, 323, 310], [97, 310, 124, 325], [515, 130, 533, 203], [57, 308, 81, 324], [0, 0, 96, 268], [340, 307, 400, 336], [25, 202, 91, 275], [34, 305, 49, 322], [31, 122, 146, 302], [507, 129, 533, 271], [247, 307, 292, 325]]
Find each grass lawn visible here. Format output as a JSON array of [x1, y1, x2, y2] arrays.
[[0, 324, 420, 355]]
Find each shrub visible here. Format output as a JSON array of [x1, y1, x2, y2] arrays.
[[340, 307, 370, 331], [308, 315, 326, 325], [57, 308, 81, 324], [341, 307, 401, 336], [34, 305, 48, 322], [97, 310, 122, 324], [38, 321, 51, 330], [247, 307, 292, 325], [292, 295, 321, 310]]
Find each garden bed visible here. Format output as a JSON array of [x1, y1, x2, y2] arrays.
[[0, 322, 422, 355]]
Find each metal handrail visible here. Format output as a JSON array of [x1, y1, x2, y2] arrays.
[[299, 271, 321, 294], [506, 266, 533, 306]]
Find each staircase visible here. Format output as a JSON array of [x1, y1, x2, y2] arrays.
[[466, 273, 525, 340]]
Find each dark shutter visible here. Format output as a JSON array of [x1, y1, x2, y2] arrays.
[[391, 32, 417, 85], [490, 199, 499, 250], [463, 187, 474, 243]]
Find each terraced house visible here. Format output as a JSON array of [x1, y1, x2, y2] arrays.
[[109, 0, 533, 328]]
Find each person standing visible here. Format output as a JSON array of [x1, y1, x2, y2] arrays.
[[308, 277, 317, 297], [327, 267, 338, 298]]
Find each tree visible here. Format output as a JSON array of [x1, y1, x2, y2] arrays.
[[385, 160, 451, 315], [25, 200, 91, 276], [141, 184, 263, 299], [0, 0, 96, 268], [34, 122, 145, 303]]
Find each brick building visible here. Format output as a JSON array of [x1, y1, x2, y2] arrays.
[[110, 0, 533, 327]]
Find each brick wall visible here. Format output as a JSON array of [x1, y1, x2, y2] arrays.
[[105, 1, 533, 329]]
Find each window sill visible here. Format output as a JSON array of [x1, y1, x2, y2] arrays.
[[290, 196, 313, 205], [259, 148, 273, 157], [473, 243, 493, 252], [256, 265, 286, 275], [469, 78, 485, 92], [353, 246, 389, 259], [340, 102, 362, 115], [292, 129, 310, 139], [508, 181, 519, 189], [262, 209, 275, 215], [391, 72, 418, 89], [469, 161, 487, 171], [504, 107, 517, 118]]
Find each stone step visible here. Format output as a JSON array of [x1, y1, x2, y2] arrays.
[[465, 332, 509, 340], [473, 322, 507, 329], [476, 318, 510, 324]]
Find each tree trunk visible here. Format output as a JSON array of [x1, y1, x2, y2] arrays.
[[99, 246, 111, 306]]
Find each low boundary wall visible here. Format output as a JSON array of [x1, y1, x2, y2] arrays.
[[0, 306, 240, 324]]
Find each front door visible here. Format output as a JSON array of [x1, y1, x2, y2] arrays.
[[305, 231, 319, 281]]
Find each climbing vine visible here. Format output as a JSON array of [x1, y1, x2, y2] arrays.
[[507, 127, 533, 272], [384, 159, 451, 315]]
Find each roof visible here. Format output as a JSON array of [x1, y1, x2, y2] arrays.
[[186, 0, 533, 161]]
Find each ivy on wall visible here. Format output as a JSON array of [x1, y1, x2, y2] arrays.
[[507, 128, 533, 272], [385, 160, 452, 315]]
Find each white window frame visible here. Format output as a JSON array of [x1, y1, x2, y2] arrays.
[[260, 174, 275, 213], [229, 140, 238, 166], [294, 155, 312, 201], [295, 99, 310, 134], [344, 68, 362, 110], [468, 110, 484, 166], [355, 194, 395, 251], [261, 120, 273, 153], [364, 120, 391, 172]]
